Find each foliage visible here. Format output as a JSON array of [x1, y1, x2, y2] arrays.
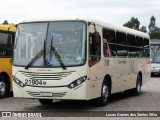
[[124, 16, 160, 39], [123, 17, 140, 30], [148, 16, 156, 34], [148, 16, 160, 39], [2, 20, 9, 25], [140, 26, 147, 33]]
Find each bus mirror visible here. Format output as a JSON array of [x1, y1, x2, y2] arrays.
[[90, 31, 101, 56], [92, 31, 101, 46]]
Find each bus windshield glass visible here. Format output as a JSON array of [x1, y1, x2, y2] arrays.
[[151, 44, 160, 63], [13, 21, 86, 67]]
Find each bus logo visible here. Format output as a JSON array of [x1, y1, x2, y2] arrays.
[[2, 112, 11, 117]]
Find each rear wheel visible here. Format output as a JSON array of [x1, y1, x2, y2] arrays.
[[132, 75, 142, 96], [126, 74, 142, 96], [39, 99, 53, 105], [95, 80, 110, 106], [0, 76, 9, 98]]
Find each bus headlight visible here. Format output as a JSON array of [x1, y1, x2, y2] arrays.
[[68, 76, 87, 89], [13, 76, 25, 88]]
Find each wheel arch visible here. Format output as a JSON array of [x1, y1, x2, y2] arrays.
[[0, 72, 11, 90], [103, 74, 112, 93]]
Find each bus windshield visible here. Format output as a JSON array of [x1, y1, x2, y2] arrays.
[[13, 21, 86, 67], [151, 44, 160, 63]]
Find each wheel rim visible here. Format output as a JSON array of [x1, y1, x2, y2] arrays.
[[102, 84, 109, 102], [0, 81, 6, 95]]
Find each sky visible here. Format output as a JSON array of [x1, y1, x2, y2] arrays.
[[0, 0, 160, 28]]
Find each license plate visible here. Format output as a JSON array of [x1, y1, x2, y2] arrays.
[[40, 92, 52, 97]]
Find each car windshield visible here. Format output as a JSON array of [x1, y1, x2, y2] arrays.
[[151, 44, 160, 63], [13, 21, 86, 68]]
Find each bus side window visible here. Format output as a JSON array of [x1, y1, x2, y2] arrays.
[[109, 44, 117, 56], [144, 38, 150, 57], [6, 34, 13, 56], [102, 28, 116, 57], [7, 34, 12, 47], [103, 39, 110, 57]]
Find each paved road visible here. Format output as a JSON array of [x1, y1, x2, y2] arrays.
[[0, 77, 160, 119]]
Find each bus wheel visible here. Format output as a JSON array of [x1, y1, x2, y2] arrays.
[[39, 99, 53, 105], [131, 75, 142, 96], [95, 80, 110, 106], [0, 76, 9, 98]]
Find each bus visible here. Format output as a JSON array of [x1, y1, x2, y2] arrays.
[[150, 39, 160, 76], [0, 24, 16, 98], [13, 18, 150, 106]]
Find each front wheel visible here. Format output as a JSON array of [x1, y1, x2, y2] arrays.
[[39, 99, 53, 105], [95, 80, 110, 106], [0, 76, 9, 98]]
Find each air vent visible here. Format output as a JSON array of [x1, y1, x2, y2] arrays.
[[19, 71, 75, 80]]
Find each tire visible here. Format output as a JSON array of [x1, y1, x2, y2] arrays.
[[39, 99, 53, 105], [95, 80, 110, 106], [0, 76, 9, 98], [131, 74, 142, 96]]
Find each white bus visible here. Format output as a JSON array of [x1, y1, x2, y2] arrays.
[[13, 18, 150, 106], [150, 39, 160, 76]]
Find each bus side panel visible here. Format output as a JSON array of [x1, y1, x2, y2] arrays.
[[125, 58, 138, 90], [86, 61, 103, 100], [104, 57, 125, 94], [141, 59, 151, 85]]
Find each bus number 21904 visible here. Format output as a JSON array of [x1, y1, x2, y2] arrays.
[[25, 79, 44, 86]]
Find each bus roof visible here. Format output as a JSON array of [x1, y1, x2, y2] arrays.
[[0, 24, 16, 32], [19, 17, 149, 39]]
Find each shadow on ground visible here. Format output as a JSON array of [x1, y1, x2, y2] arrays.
[[24, 91, 147, 111]]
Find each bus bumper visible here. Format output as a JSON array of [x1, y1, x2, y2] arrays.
[[13, 82, 87, 100]]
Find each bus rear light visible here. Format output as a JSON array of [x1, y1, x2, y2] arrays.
[[13, 76, 25, 88], [68, 76, 87, 89]]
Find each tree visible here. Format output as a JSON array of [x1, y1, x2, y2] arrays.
[[123, 17, 140, 30], [148, 16, 156, 35], [140, 26, 147, 33], [150, 26, 160, 39], [148, 16, 160, 39], [2, 20, 9, 25]]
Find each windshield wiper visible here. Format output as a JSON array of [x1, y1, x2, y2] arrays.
[[25, 40, 46, 69], [51, 46, 66, 70], [50, 37, 66, 70], [25, 50, 44, 69]]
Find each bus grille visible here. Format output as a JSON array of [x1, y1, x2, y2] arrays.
[[27, 91, 67, 98], [19, 71, 75, 80]]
